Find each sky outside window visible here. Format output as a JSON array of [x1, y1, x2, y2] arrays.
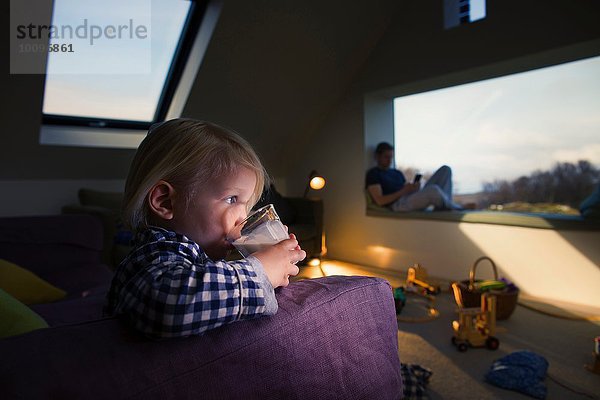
[[469, 0, 486, 22], [393, 56, 600, 195], [42, 0, 191, 122]]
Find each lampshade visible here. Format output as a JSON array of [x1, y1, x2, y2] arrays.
[[304, 170, 326, 197], [309, 176, 326, 190]]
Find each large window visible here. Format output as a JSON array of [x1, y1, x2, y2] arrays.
[[393, 56, 600, 214]]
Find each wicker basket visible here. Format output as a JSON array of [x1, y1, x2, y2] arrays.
[[454, 256, 519, 320]]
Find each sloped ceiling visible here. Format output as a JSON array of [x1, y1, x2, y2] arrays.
[[182, 0, 401, 177]]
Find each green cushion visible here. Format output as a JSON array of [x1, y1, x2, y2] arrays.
[[0, 288, 48, 339], [365, 190, 390, 212], [0, 259, 67, 305], [78, 188, 123, 211]]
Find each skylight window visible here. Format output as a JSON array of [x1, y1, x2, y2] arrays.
[[41, 0, 195, 127], [444, 0, 486, 29]]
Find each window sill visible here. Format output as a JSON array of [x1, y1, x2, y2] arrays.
[[366, 207, 600, 231], [40, 125, 147, 149]]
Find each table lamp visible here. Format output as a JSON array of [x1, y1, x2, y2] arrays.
[[304, 170, 326, 197]]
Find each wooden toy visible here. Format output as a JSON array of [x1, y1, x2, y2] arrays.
[[585, 336, 600, 374], [396, 288, 440, 323], [455, 256, 519, 320], [585, 354, 600, 375], [451, 282, 500, 352], [406, 264, 441, 295]]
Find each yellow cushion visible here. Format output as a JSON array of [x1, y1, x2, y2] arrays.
[[0, 259, 67, 305], [0, 288, 48, 338]]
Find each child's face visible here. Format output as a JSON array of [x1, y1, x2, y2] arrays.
[[171, 166, 257, 260]]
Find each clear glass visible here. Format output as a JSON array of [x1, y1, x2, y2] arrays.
[[227, 204, 289, 257]]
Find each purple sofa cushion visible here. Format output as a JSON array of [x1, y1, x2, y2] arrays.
[[30, 284, 109, 327], [0, 276, 402, 400], [0, 215, 112, 295], [39, 263, 112, 298]]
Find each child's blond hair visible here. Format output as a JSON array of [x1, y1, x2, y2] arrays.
[[122, 118, 268, 231]]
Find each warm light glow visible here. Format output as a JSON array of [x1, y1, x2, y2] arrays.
[[309, 176, 326, 190], [308, 258, 321, 267], [303, 171, 326, 197], [366, 245, 399, 267], [317, 259, 405, 287]]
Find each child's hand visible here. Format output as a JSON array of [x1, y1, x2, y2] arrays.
[[253, 234, 305, 288]]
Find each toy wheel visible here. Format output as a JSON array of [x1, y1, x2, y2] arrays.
[[486, 337, 500, 350], [457, 342, 468, 352]]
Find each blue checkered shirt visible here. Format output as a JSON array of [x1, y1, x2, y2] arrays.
[[104, 227, 277, 338]]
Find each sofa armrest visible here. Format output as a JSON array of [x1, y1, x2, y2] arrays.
[[0, 276, 403, 399]]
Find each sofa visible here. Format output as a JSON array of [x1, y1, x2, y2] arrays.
[[0, 215, 403, 399], [62, 187, 324, 267]]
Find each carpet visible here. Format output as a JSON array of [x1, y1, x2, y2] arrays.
[[295, 260, 600, 399], [396, 290, 600, 400]]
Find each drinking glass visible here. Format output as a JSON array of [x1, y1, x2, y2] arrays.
[[226, 204, 289, 257]]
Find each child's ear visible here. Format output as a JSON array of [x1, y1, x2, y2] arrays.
[[147, 180, 176, 220]]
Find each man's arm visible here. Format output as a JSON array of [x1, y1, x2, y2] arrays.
[[367, 183, 419, 207]]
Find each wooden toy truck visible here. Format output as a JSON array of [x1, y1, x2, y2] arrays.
[[406, 264, 441, 295], [451, 282, 500, 352]]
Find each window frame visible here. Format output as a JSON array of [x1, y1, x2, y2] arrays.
[[40, 0, 222, 147], [363, 39, 600, 227]]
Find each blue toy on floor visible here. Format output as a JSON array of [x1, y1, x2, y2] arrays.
[[485, 350, 549, 399]]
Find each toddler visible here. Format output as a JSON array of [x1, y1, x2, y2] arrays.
[[104, 119, 304, 338]]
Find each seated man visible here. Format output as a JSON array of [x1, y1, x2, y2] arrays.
[[365, 142, 463, 212]]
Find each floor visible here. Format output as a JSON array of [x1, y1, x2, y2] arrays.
[[295, 259, 600, 319], [294, 259, 600, 399]]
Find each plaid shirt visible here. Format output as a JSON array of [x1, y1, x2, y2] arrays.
[[401, 363, 432, 399], [104, 227, 277, 339]]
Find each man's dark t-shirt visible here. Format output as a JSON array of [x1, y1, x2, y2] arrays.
[[365, 167, 406, 195]]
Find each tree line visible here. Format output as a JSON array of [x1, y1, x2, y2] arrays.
[[481, 160, 600, 209]]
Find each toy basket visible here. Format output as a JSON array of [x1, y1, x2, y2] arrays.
[[454, 256, 519, 320]]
